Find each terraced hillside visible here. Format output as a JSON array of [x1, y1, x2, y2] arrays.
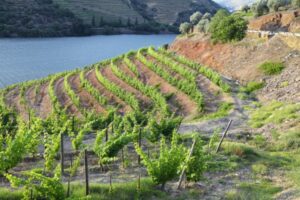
[[0, 47, 232, 122], [53, 0, 220, 25]]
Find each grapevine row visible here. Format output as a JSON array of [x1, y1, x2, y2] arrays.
[[79, 70, 108, 106], [136, 49, 204, 111], [157, 48, 231, 92], [95, 63, 140, 111], [147, 47, 196, 83], [63, 71, 82, 112], [110, 59, 170, 115]]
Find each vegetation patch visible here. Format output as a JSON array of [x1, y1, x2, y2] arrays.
[[249, 101, 300, 128], [259, 61, 285, 75]]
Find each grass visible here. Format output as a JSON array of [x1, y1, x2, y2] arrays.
[[240, 81, 265, 94], [249, 101, 300, 128], [225, 181, 282, 200], [259, 61, 285, 75], [0, 188, 23, 200]]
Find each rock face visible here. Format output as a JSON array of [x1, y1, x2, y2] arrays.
[[170, 34, 300, 103], [248, 9, 300, 32]]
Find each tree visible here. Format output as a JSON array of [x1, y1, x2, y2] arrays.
[[242, 5, 251, 12], [179, 22, 192, 34], [190, 11, 203, 25], [202, 12, 212, 20], [267, 0, 290, 11], [127, 17, 131, 26], [293, 0, 300, 7], [99, 16, 105, 26], [91, 15, 96, 27], [253, 1, 270, 16], [196, 19, 210, 33], [135, 17, 139, 26], [209, 11, 248, 43]]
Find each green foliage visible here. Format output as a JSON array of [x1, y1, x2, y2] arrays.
[[135, 133, 187, 189], [95, 64, 140, 111], [137, 49, 204, 111], [196, 19, 210, 33], [157, 48, 231, 92], [185, 136, 208, 182], [240, 81, 265, 94], [0, 122, 39, 173], [249, 101, 300, 128], [293, 0, 300, 7], [64, 71, 82, 112], [111, 59, 170, 115], [146, 116, 182, 142], [79, 70, 108, 106], [222, 141, 259, 159], [209, 10, 248, 43], [259, 61, 285, 75], [5, 165, 64, 200], [179, 22, 192, 34]]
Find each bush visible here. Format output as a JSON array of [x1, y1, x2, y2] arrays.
[[241, 81, 265, 93], [179, 22, 192, 34], [259, 61, 285, 75], [135, 134, 186, 190], [209, 10, 248, 43], [293, 0, 300, 7]]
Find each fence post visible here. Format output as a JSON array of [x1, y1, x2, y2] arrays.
[[138, 128, 142, 165], [177, 139, 197, 190], [105, 128, 108, 142], [85, 149, 89, 196], [216, 120, 233, 153], [61, 133, 64, 175]]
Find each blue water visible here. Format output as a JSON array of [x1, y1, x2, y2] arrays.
[[0, 34, 176, 88]]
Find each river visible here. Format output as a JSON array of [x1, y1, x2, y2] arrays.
[[0, 34, 176, 88]]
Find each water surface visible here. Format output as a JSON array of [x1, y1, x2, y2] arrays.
[[0, 34, 176, 88]]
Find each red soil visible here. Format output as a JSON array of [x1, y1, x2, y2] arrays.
[[85, 69, 131, 114], [132, 58, 198, 117], [68, 73, 106, 114]]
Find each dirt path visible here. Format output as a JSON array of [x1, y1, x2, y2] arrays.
[[179, 78, 255, 136], [5, 87, 29, 120], [68, 73, 106, 114], [54, 77, 81, 117], [86, 69, 131, 114], [133, 58, 198, 117]]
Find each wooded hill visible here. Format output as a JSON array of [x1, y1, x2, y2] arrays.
[[0, 0, 221, 37]]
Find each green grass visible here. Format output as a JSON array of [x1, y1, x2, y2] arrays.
[[240, 81, 265, 94], [259, 61, 285, 75], [249, 101, 300, 128], [225, 181, 282, 200], [0, 188, 23, 200]]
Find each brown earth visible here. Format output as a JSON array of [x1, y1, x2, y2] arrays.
[[68, 73, 106, 114], [35, 83, 52, 119], [170, 34, 300, 103], [54, 77, 82, 117], [248, 9, 300, 32], [132, 57, 198, 117], [100, 65, 152, 110], [85, 69, 131, 114]]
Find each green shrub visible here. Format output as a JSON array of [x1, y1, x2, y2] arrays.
[[209, 10, 248, 43], [259, 61, 285, 75], [241, 81, 265, 94], [135, 134, 186, 190]]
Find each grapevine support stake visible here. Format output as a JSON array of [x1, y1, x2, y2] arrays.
[[61, 133, 64, 175], [177, 139, 197, 190], [216, 120, 233, 153], [138, 128, 142, 165], [85, 149, 89, 196]]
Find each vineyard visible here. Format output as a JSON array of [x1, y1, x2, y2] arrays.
[[0, 47, 236, 199]]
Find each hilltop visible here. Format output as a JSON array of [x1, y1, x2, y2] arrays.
[[0, 0, 220, 37]]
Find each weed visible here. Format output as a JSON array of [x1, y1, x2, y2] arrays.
[[259, 61, 285, 75]]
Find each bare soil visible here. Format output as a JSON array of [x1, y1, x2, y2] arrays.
[[68, 73, 106, 114], [132, 57, 198, 117], [85, 69, 131, 114]]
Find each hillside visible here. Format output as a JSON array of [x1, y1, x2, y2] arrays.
[[0, 0, 221, 37]]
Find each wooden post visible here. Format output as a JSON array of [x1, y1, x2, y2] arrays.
[[109, 173, 113, 192], [138, 128, 142, 165], [122, 148, 125, 169], [28, 110, 31, 129], [61, 133, 64, 175], [67, 154, 73, 197], [177, 139, 197, 190], [105, 128, 108, 142], [216, 120, 233, 153], [72, 116, 75, 132], [85, 149, 89, 196]]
